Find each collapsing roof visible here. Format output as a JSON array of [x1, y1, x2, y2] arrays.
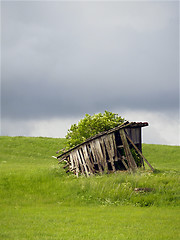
[[56, 121, 154, 177]]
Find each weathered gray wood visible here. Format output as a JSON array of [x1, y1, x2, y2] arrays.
[[63, 163, 69, 169], [103, 135, 116, 172], [94, 139, 105, 170], [117, 145, 123, 149], [82, 145, 95, 174], [69, 153, 74, 170], [78, 148, 90, 177], [90, 141, 103, 173], [117, 150, 129, 171], [125, 133, 154, 171], [72, 152, 79, 177], [76, 150, 85, 176], [125, 128, 141, 149], [131, 128, 137, 144], [99, 137, 109, 172], [119, 129, 137, 172], [111, 133, 118, 162], [89, 142, 97, 164], [98, 138, 106, 158], [73, 149, 84, 175], [121, 156, 129, 171], [86, 144, 96, 166], [58, 157, 68, 163], [71, 152, 79, 177], [57, 122, 148, 160], [93, 141, 103, 172]]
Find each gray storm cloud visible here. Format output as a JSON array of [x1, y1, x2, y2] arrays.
[[1, 1, 179, 133]]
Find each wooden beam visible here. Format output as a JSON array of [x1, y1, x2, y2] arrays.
[[103, 135, 116, 172], [82, 145, 95, 174], [111, 133, 118, 162], [99, 137, 109, 172], [119, 129, 137, 172], [125, 133, 154, 171], [78, 149, 90, 177], [71, 152, 79, 177], [69, 153, 74, 170], [94, 139, 105, 170], [76, 150, 85, 176], [121, 156, 130, 171], [90, 141, 103, 173]]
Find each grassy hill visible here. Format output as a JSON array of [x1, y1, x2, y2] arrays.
[[0, 136, 179, 240]]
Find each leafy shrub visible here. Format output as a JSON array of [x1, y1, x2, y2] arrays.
[[131, 148, 142, 167], [65, 111, 125, 150]]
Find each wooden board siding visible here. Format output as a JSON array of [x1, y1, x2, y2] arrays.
[[103, 134, 116, 172], [99, 137, 109, 172], [125, 127, 142, 152], [125, 133, 154, 172], [119, 129, 137, 172], [57, 122, 153, 176], [81, 145, 95, 174], [125, 127, 140, 144]]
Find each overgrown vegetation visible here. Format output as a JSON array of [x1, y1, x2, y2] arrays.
[[0, 136, 179, 207], [0, 136, 179, 240], [65, 111, 125, 149]]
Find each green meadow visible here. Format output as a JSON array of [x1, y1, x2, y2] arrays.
[[0, 136, 180, 240]]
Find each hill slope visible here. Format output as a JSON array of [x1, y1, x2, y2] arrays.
[[0, 136, 179, 207], [0, 137, 179, 240]]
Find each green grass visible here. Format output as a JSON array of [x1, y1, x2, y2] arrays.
[[1, 205, 179, 240], [0, 136, 180, 239], [143, 143, 180, 170]]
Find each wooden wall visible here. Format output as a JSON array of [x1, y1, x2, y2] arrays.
[[61, 128, 144, 177]]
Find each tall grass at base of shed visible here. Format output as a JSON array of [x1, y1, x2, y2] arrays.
[[0, 164, 179, 207]]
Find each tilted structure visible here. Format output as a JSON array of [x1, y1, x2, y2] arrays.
[[56, 121, 154, 177]]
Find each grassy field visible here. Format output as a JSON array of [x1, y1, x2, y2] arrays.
[[0, 136, 180, 239]]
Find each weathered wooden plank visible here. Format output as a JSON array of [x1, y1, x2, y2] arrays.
[[111, 133, 118, 162], [90, 141, 103, 173], [99, 137, 109, 172], [63, 163, 69, 169], [125, 133, 154, 171], [121, 156, 129, 171], [117, 150, 129, 171], [86, 144, 96, 166], [117, 145, 124, 149], [94, 139, 105, 170], [78, 148, 90, 177], [76, 150, 85, 176], [92, 140, 103, 173], [57, 122, 148, 160], [128, 128, 144, 167], [73, 152, 79, 177], [69, 153, 74, 170], [89, 142, 97, 163], [58, 157, 68, 163], [131, 128, 137, 144], [99, 137, 106, 158], [71, 152, 79, 177], [103, 135, 116, 172], [119, 129, 137, 172], [82, 145, 95, 174]]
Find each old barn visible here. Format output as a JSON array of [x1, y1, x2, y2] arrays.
[[56, 121, 154, 177]]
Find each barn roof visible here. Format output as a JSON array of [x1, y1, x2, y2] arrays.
[[57, 121, 148, 159]]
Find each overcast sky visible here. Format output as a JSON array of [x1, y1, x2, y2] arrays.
[[1, 0, 179, 145]]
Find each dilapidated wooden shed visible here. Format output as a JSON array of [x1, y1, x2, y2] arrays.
[[56, 121, 154, 177]]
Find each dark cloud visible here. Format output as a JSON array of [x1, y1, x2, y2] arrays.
[[1, 1, 179, 121]]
